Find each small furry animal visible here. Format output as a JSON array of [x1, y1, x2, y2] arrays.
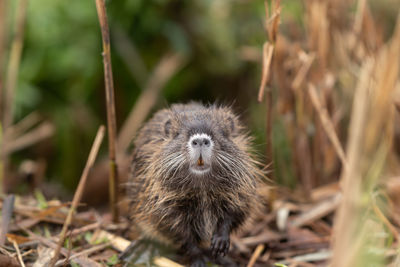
[[128, 102, 263, 267]]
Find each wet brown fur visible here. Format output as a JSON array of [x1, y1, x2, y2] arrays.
[[127, 102, 264, 264]]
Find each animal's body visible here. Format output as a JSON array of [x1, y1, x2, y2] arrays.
[[127, 103, 263, 266]]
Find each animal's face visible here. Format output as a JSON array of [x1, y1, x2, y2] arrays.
[[187, 132, 214, 174], [159, 107, 247, 188]]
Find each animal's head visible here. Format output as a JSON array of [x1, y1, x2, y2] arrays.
[[157, 104, 256, 189]]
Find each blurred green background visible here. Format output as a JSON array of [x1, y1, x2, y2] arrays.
[[3, 0, 399, 192]]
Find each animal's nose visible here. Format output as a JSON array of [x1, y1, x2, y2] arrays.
[[191, 137, 211, 148]]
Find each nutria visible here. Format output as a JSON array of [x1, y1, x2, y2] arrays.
[[127, 102, 264, 267]]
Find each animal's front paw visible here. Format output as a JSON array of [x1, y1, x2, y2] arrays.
[[211, 233, 230, 258]]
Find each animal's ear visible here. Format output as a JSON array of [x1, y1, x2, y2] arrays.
[[223, 116, 236, 137], [228, 116, 235, 133], [164, 119, 172, 136]]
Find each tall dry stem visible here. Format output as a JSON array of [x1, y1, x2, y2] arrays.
[[1, 0, 28, 193], [95, 0, 119, 222], [331, 16, 400, 266], [0, 0, 7, 118]]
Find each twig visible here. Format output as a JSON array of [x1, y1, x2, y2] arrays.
[[292, 53, 315, 90], [3, 122, 54, 155], [291, 193, 341, 228], [307, 84, 348, 170], [11, 240, 26, 267], [47, 222, 100, 243], [64, 222, 101, 239], [95, 0, 119, 222], [0, 194, 15, 245], [241, 230, 283, 246], [55, 242, 110, 266], [20, 249, 34, 258], [279, 250, 332, 265], [247, 244, 265, 267], [24, 229, 69, 257], [257, 42, 274, 102], [48, 126, 105, 267], [371, 197, 399, 241], [5, 112, 41, 140], [264, 0, 281, 43], [117, 52, 186, 152]]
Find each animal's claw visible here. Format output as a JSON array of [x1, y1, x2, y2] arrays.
[[211, 233, 230, 258]]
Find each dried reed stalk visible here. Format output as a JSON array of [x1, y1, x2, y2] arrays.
[[258, 42, 274, 171], [246, 244, 265, 267], [258, 0, 280, 101], [259, 0, 280, 183], [257, 43, 274, 103], [3, 0, 28, 131], [258, 0, 280, 103], [307, 84, 347, 170], [265, 0, 281, 44], [292, 53, 315, 91], [264, 87, 273, 167], [0, 0, 7, 117], [353, 0, 367, 35], [49, 126, 105, 267], [11, 240, 25, 267], [331, 16, 400, 266], [0, 194, 15, 245], [95, 0, 119, 222], [307, 1, 329, 70], [1, 0, 28, 193], [330, 58, 372, 267], [117, 53, 185, 152]]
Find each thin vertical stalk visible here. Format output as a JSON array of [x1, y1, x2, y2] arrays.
[[0, 0, 7, 118], [95, 0, 119, 222], [1, 0, 28, 193], [3, 0, 28, 131]]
